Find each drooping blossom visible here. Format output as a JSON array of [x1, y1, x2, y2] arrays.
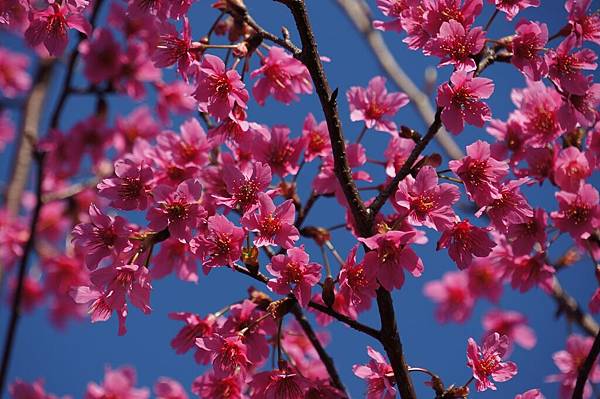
[[353, 346, 396, 399], [490, 0, 539, 20], [191, 372, 245, 399], [152, 18, 194, 78], [360, 230, 424, 291], [85, 366, 149, 399], [426, 20, 485, 71], [467, 333, 518, 391], [551, 183, 600, 240], [424, 270, 475, 323], [253, 125, 303, 177], [449, 140, 508, 206], [510, 20, 548, 81], [151, 238, 200, 283], [196, 333, 252, 378], [0, 47, 30, 98], [467, 257, 504, 303], [553, 146, 591, 192], [475, 178, 533, 230], [154, 378, 188, 399], [267, 246, 322, 307], [515, 389, 545, 399], [155, 80, 196, 123], [241, 192, 299, 248], [9, 380, 65, 399], [25, 2, 92, 56], [347, 76, 409, 133], [169, 312, 217, 364], [547, 334, 600, 399], [502, 252, 555, 293], [251, 46, 312, 106], [114, 42, 161, 100], [373, 0, 407, 32], [563, 80, 600, 128], [250, 367, 310, 399], [146, 179, 205, 240], [487, 116, 527, 163], [506, 208, 547, 256], [338, 245, 378, 314], [437, 70, 494, 134], [98, 158, 154, 211], [301, 113, 331, 162], [79, 28, 122, 84], [546, 34, 597, 95], [193, 214, 245, 270], [194, 54, 248, 121], [482, 309, 536, 353], [437, 219, 496, 269], [394, 165, 460, 231], [383, 136, 416, 177], [565, 0, 600, 46], [72, 204, 132, 270]]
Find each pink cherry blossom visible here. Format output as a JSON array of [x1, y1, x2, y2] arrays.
[[0, 47, 30, 98], [158, 118, 210, 167], [551, 183, 600, 240], [394, 165, 460, 231], [115, 42, 161, 100], [553, 146, 591, 192], [467, 332, 518, 391], [347, 76, 409, 133], [250, 367, 310, 399], [383, 136, 416, 177], [476, 178, 533, 230], [437, 219, 496, 269], [154, 378, 187, 399], [353, 346, 396, 399], [426, 20, 485, 71], [424, 270, 475, 323], [85, 366, 149, 399], [241, 192, 299, 248], [196, 333, 252, 378], [338, 245, 378, 314], [506, 208, 547, 256], [194, 214, 245, 270], [546, 34, 597, 95], [194, 54, 249, 121], [9, 379, 65, 399], [79, 28, 122, 84], [487, 116, 527, 163], [155, 80, 196, 123], [449, 140, 508, 206], [490, 0, 539, 20], [113, 107, 161, 154], [510, 20, 548, 81], [151, 238, 200, 282], [482, 309, 537, 352], [566, 0, 600, 46], [253, 125, 304, 177], [25, 2, 92, 56], [301, 113, 331, 162], [0, 111, 15, 151], [437, 70, 494, 134], [169, 312, 217, 364], [216, 160, 272, 213], [153, 18, 195, 78], [502, 252, 555, 293], [360, 230, 424, 291], [72, 204, 132, 270], [467, 257, 504, 303], [191, 372, 245, 399], [373, 0, 407, 32], [267, 246, 322, 307], [98, 158, 154, 211], [515, 389, 545, 399], [251, 46, 312, 106], [547, 334, 600, 399]]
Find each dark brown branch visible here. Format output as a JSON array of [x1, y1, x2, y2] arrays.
[[369, 107, 443, 218], [551, 278, 599, 337], [308, 300, 380, 339], [290, 302, 348, 395], [0, 153, 44, 396], [296, 191, 319, 228], [334, 0, 464, 161], [573, 329, 600, 399]]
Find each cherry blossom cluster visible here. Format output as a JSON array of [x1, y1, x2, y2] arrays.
[[1, 0, 600, 397]]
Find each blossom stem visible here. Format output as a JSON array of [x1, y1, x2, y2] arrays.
[[573, 330, 600, 399], [483, 9, 499, 32], [462, 375, 475, 389], [355, 125, 368, 143], [324, 240, 345, 267], [320, 245, 332, 278], [437, 174, 464, 184], [291, 158, 306, 184]]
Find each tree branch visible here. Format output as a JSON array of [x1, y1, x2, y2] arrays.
[[333, 0, 463, 161], [551, 278, 599, 337], [573, 329, 600, 399]]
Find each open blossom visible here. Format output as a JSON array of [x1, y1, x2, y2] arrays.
[[214, 161, 272, 212], [301, 113, 331, 162], [503, 252, 555, 292], [267, 246, 322, 307], [158, 118, 210, 167], [192, 373, 245, 399], [467, 257, 504, 302], [338, 245, 378, 314], [507, 208, 547, 256], [449, 140, 509, 206], [253, 125, 303, 177], [196, 333, 252, 378], [0, 47, 30, 98], [551, 183, 600, 240], [152, 18, 194, 78], [25, 2, 92, 56], [510, 20, 548, 81], [467, 333, 518, 392], [546, 34, 597, 95], [360, 230, 424, 291], [151, 238, 200, 283], [85, 366, 149, 399], [394, 165, 460, 231], [515, 389, 545, 399], [250, 367, 309, 399], [490, 0, 539, 20], [547, 334, 600, 399], [98, 158, 154, 211], [424, 271, 475, 323], [347, 76, 409, 133], [194, 214, 244, 270], [251, 46, 312, 106], [437, 70, 494, 134], [146, 179, 205, 240], [553, 146, 591, 192], [154, 378, 187, 399], [482, 309, 536, 353], [9, 379, 64, 399], [426, 20, 485, 71], [115, 42, 161, 100], [72, 204, 132, 270], [194, 54, 248, 121], [373, 0, 406, 32], [169, 312, 217, 364], [353, 346, 396, 399], [476, 178, 533, 230], [566, 0, 600, 46], [384, 136, 415, 177], [437, 219, 496, 269], [155, 80, 196, 123], [241, 192, 299, 248], [79, 28, 122, 84]]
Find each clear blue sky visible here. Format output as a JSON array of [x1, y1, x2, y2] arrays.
[[1, 0, 600, 397]]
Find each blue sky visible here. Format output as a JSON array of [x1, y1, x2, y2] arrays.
[[2, 0, 600, 397]]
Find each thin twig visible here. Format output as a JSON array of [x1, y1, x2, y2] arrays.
[[573, 330, 600, 399], [550, 278, 599, 337]]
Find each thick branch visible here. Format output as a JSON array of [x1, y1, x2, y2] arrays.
[[290, 303, 348, 395], [551, 278, 599, 337], [334, 0, 463, 161], [573, 330, 600, 399]]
